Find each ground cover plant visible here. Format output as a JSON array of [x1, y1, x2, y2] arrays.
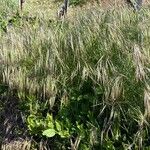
[[0, 0, 150, 149]]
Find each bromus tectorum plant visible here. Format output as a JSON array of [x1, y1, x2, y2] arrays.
[[0, 0, 150, 149]]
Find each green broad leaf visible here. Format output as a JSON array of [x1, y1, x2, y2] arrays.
[[58, 130, 70, 138], [55, 121, 61, 131], [47, 122, 54, 129], [42, 129, 56, 138]]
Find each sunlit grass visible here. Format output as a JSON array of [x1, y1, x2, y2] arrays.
[[1, 0, 150, 149]]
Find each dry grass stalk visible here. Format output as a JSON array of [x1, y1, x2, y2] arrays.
[[133, 44, 146, 81], [144, 85, 150, 118]]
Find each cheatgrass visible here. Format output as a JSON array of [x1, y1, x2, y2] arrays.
[[1, 1, 150, 149]]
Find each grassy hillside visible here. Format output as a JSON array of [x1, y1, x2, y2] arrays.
[[0, 0, 150, 149]]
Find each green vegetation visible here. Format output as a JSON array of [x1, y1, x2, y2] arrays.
[[0, 0, 150, 149], [69, 0, 86, 6]]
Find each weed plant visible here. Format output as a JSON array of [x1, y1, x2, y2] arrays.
[[0, 0, 150, 149]]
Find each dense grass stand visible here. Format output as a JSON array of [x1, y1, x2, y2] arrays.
[[1, 0, 150, 149]]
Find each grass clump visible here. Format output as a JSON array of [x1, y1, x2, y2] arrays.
[[1, 0, 150, 149]]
